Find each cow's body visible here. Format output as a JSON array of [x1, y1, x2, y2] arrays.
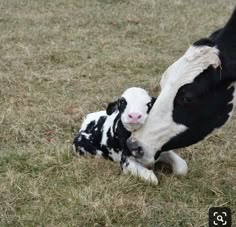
[[126, 8, 236, 184]]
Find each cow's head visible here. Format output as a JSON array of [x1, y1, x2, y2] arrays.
[[127, 37, 236, 167], [106, 87, 156, 132]]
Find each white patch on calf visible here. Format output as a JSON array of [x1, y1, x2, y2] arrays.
[[100, 112, 117, 146], [80, 111, 106, 131]]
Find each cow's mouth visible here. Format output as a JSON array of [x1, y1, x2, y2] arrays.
[[131, 146, 144, 159], [126, 137, 144, 158]]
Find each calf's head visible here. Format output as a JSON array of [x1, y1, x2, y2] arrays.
[[127, 9, 236, 167], [106, 87, 156, 132]]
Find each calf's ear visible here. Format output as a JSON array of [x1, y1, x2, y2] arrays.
[[106, 101, 118, 115]]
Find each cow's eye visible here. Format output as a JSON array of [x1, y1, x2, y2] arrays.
[[176, 89, 195, 106], [182, 96, 193, 104]]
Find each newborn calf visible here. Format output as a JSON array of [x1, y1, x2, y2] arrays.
[[73, 87, 156, 182]]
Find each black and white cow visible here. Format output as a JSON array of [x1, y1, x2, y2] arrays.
[[73, 87, 158, 183], [126, 7, 236, 184]]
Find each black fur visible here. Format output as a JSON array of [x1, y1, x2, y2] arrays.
[[106, 101, 118, 115], [147, 97, 156, 113]]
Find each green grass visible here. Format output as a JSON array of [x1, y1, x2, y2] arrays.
[[0, 0, 235, 226]]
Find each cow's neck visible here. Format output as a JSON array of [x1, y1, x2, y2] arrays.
[[223, 8, 236, 35]]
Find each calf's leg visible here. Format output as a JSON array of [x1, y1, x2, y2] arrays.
[[120, 155, 158, 185]]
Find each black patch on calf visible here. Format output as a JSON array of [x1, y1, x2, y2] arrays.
[[106, 128, 120, 153], [84, 120, 96, 134], [73, 134, 97, 155], [100, 144, 110, 159], [120, 152, 130, 170], [118, 97, 127, 114], [147, 97, 156, 113], [106, 97, 128, 115], [73, 116, 107, 155], [106, 101, 118, 115]]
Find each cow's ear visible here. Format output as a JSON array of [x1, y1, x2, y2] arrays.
[[193, 38, 215, 47], [147, 97, 156, 113], [106, 100, 118, 115]]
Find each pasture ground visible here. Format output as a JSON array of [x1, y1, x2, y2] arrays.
[[0, 0, 235, 226]]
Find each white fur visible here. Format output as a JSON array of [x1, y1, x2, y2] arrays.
[[100, 112, 117, 145], [158, 151, 188, 176]]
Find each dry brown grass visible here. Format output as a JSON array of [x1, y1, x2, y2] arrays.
[[0, 0, 235, 226]]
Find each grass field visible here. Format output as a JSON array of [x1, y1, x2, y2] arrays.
[[0, 0, 235, 226]]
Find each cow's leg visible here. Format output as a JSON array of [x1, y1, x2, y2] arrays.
[[120, 154, 158, 185], [157, 150, 188, 176]]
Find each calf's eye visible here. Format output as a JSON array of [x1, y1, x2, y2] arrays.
[[175, 85, 197, 106], [147, 101, 152, 107], [147, 101, 152, 110], [119, 98, 126, 106]]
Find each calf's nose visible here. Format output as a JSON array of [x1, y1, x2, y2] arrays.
[[128, 112, 142, 122]]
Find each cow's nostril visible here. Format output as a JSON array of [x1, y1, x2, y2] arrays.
[[128, 113, 142, 120]]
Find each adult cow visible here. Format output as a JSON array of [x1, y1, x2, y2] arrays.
[[126, 7, 236, 184]]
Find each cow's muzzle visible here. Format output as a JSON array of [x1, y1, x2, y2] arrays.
[[126, 137, 144, 158]]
